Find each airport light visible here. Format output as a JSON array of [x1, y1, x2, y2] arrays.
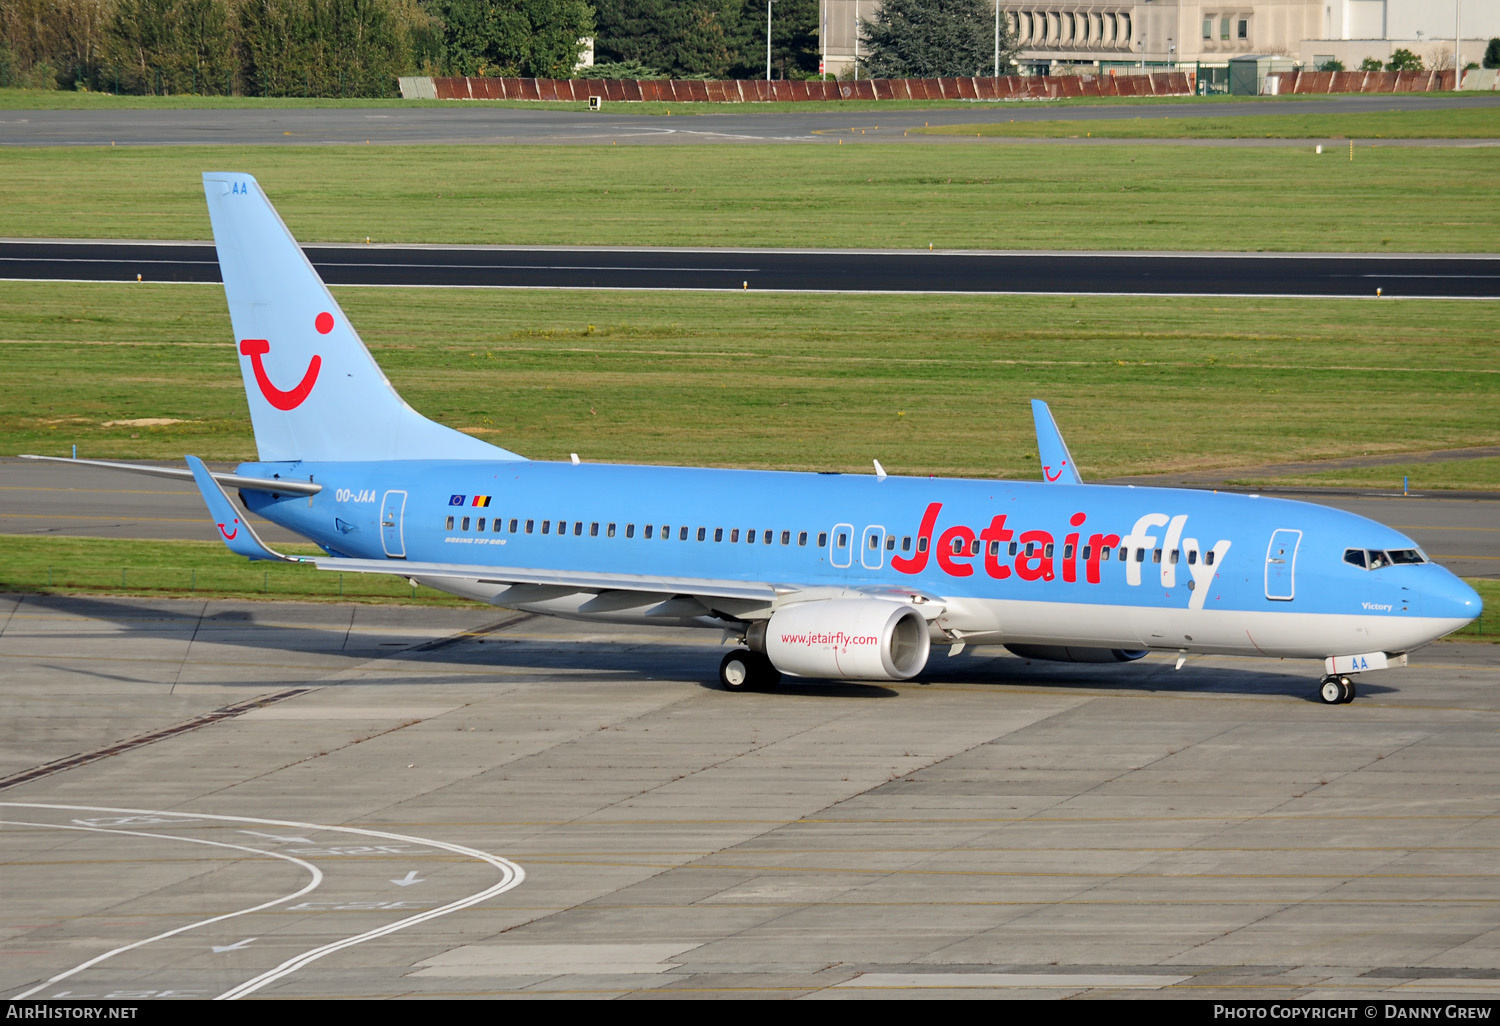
[[767, 0, 776, 81]]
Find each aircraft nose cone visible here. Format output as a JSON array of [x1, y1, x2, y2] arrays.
[[1424, 567, 1483, 624]]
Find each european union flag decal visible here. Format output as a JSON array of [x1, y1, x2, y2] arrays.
[[449, 494, 466, 506]]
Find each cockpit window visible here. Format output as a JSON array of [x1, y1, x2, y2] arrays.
[[1345, 547, 1427, 570]]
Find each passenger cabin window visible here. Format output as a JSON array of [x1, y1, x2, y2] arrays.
[[764, 530, 773, 544], [493, 518, 502, 532], [885, 536, 896, 550], [697, 527, 707, 541], [446, 516, 454, 530], [590, 522, 599, 537], [477, 518, 486, 532], [799, 531, 809, 546], [461, 516, 471, 531], [714, 528, 724, 542], [1205, 550, 1216, 566], [818, 532, 828, 547], [509, 518, 518, 532], [730, 529, 740, 543], [681, 527, 690, 541], [917, 537, 928, 553], [902, 536, 912, 552], [525, 519, 534, 534], [574, 522, 583, 536], [781, 530, 791, 545], [542, 520, 550, 534]]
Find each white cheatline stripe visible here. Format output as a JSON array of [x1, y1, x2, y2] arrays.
[[5, 816, 323, 1000], [5, 802, 526, 1002]]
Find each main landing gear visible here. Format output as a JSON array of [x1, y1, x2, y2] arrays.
[[719, 649, 782, 692], [1318, 674, 1356, 705]]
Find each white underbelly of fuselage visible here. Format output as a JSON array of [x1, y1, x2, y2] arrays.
[[935, 596, 1464, 659]]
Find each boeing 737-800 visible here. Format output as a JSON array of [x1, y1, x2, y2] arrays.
[[23, 174, 1482, 704]]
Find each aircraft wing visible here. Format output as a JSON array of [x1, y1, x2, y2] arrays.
[[1031, 399, 1083, 484], [308, 556, 781, 603]]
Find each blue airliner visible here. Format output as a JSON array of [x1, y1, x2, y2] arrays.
[[26, 174, 1482, 704]]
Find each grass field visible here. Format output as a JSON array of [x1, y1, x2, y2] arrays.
[[919, 106, 1500, 139], [1228, 456, 1500, 493], [4, 281, 1497, 483], [1, 143, 1496, 251], [0, 535, 468, 605], [4, 535, 1492, 640]]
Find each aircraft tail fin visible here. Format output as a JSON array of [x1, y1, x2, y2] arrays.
[[1031, 400, 1083, 484], [202, 172, 523, 464]]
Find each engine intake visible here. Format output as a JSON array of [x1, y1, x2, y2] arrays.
[[754, 599, 931, 681]]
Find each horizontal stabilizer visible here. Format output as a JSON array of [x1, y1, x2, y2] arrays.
[[185, 455, 302, 562], [19, 454, 321, 496], [1031, 400, 1082, 485]]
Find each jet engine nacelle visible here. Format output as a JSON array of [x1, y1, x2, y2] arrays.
[[755, 599, 931, 681], [1005, 644, 1149, 663]]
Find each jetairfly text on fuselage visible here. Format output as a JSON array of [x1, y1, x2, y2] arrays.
[[892, 502, 1231, 610]]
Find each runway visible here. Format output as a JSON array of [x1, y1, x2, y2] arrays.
[[2, 593, 1498, 999], [4, 239, 1498, 298], [1, 93, 1496, 147], [3, 457, 1496, 579]]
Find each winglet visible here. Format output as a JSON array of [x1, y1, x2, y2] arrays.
[[186, 455, 298, 562], [1031, 400, 1082, 485]]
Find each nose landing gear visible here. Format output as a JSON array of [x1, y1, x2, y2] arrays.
[[1318, 674, 1355, 704]]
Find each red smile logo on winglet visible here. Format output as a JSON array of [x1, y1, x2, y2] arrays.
[[1044, 461, 1067, 482], [218, 518, 239, 540], [238, 312, 333, 411]]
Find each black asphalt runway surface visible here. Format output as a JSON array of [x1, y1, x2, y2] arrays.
[[1, 93, 1497, 147], [4, 239, 1498, 297]]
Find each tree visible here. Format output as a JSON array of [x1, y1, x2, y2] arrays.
[[1359, 56, 1382, 71], [426, 0, 593, 78], [859, 0, 1017, 79], [594, 0, 741, 78], [1484, 37, 1500, 69], [1385, 48, 1422, 72], [1317, 57, 1344, 72], [728, 0, 818, 79], [104, 0, 235, 95]]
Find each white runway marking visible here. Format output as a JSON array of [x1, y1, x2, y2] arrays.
[[5, 817, 323, 999], [5, 802, 526, 1001]]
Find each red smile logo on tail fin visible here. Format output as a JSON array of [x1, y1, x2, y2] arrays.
[[239, 338, 322, 411]]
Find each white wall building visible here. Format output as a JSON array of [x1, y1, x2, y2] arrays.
[[815, 0, 1498, 77]]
